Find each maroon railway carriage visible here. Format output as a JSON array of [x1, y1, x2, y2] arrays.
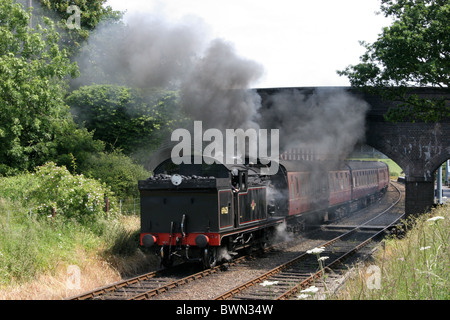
[[347, 161, 389, 203]]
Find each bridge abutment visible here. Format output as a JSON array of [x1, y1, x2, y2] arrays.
[[405, 180, 435, 216]]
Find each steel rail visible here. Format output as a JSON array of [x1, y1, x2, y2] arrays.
[[68, 269, 162, 300], [69, 255, 248, 300], [275, 218, 397, 300], [129, 255, 248, 300]]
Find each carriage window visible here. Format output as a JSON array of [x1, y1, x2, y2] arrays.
[[301, 177, 307, 196], [290, 179, 295, 198], [339, 175, 342, 189], [239, 171, 248, 191]]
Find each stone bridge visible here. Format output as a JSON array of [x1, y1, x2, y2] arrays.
[[257, 87, 450, 216]]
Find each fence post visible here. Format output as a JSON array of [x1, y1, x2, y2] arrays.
[[105, 197, 109, 214]]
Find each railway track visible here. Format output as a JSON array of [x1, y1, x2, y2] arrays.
[[214, 182, 403, 300], [69, 182, 403, 301], [68, 256, 248, 300]]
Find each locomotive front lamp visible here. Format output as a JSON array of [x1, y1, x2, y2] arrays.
[[171, 174, 182, 186]]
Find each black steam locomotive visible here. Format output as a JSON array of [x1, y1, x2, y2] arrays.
[[139, 157, 389, 268]]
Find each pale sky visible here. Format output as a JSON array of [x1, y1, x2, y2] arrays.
[[106, 0, 391, 88]]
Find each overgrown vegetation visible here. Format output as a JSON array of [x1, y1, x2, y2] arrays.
[[66, 85, 184, 155], [79, 151, 150, 199], [0, 1, 167, 294], [0, 163, 146, 287], [335, 204, 449, 300]]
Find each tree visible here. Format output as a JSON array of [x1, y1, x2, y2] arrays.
[[79, 151, 150, 199], [37, 0, 122, 57], [338, 0, 449, 122], [0, 0, 102, 175], [66, 85, 184, 155]]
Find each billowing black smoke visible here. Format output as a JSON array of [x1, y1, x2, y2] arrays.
[[180, 39, 264, 130], [258, 87, 370, 163], [74, 11, 263, 131]]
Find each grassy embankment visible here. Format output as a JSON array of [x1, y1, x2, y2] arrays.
[[334, 203, 449, 300], [0, 164, 157, 299]]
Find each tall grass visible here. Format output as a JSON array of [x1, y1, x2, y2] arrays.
[[335, 204, 449, 300], [1, 198, 94, 285], [0, 199, 147, 290], [0, 163, 147, 290]]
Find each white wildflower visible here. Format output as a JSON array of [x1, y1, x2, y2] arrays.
[[300, 286, 319, 293], [427, 216, 444, 222], [260, 280, 279, 287], [307, 247, 325, 254]]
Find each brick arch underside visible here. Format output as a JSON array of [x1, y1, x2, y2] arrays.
[[365, 122, 450, 181]]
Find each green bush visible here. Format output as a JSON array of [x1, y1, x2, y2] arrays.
[[0, 162, 124, 286], [80, 151, 151, 199], [0, 162, 117, 223], [66, 85, 181, 154]]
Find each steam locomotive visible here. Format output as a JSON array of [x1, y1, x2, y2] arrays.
[[139, 157, 389, 268]]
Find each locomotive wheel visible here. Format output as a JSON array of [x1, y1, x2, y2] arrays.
[[202, 247, 217, 269]]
